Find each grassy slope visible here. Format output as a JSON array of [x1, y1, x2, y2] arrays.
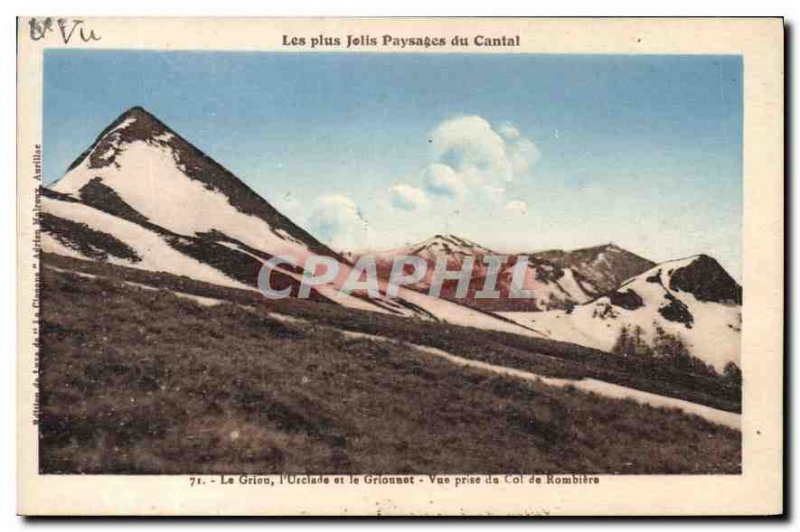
[[41, 254, 742, 412], [39, 267, 740, 474]]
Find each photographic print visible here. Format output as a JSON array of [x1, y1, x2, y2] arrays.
[[17, 17, 783, 516]]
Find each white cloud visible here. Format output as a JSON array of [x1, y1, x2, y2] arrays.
[[306, 194, 369, 249], [431, 115, 514, 184], [420, 163, 466, 198], [504, 199, 528, 216], [497, 122, 521, 140], [429, 115, 539, 188], [509, 136, 540, 175], [389, 184, 428, 212], [383, 115, 538, 229]]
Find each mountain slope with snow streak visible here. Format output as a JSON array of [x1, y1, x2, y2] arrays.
[[41, 192, 251, 290], [501, 255, 742, 372]]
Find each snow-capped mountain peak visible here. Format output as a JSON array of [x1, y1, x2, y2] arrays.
[[53, 106, 334, 260], [501, 254, 742, 371], [405, 234, 495, 258], [64, 106, 173, 174]]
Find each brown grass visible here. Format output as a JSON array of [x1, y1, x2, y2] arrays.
[[41, 253, 742, 412], [38, 267, 740, 474]]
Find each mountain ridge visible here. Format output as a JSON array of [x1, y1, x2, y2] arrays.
[[352, 235, 658, 312], [56, 106, 338, 259], [530, 243, 657, 294], [41, 106, 548, 336]]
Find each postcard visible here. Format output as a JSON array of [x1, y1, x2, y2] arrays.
[[16, 17, 784, 516]]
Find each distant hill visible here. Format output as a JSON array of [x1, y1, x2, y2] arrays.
[[357, 236, 655, 312], [531, 243, 656, 294]]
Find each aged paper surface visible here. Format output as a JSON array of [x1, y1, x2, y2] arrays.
[[17, 17, 783, 516]]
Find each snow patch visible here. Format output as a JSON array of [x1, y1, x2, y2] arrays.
[[41, 195, 251, 290], [55, 141, 316, 265]]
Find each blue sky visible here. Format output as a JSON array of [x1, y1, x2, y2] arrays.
[[44, 50, 743, 277]]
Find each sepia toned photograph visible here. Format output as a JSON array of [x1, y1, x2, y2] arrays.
[[16, 17, 783, 516]]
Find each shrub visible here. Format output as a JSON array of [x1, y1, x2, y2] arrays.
[[612, 325, 717, 377], [612, 325, 652, 358], [723, 362, 742, 384]]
